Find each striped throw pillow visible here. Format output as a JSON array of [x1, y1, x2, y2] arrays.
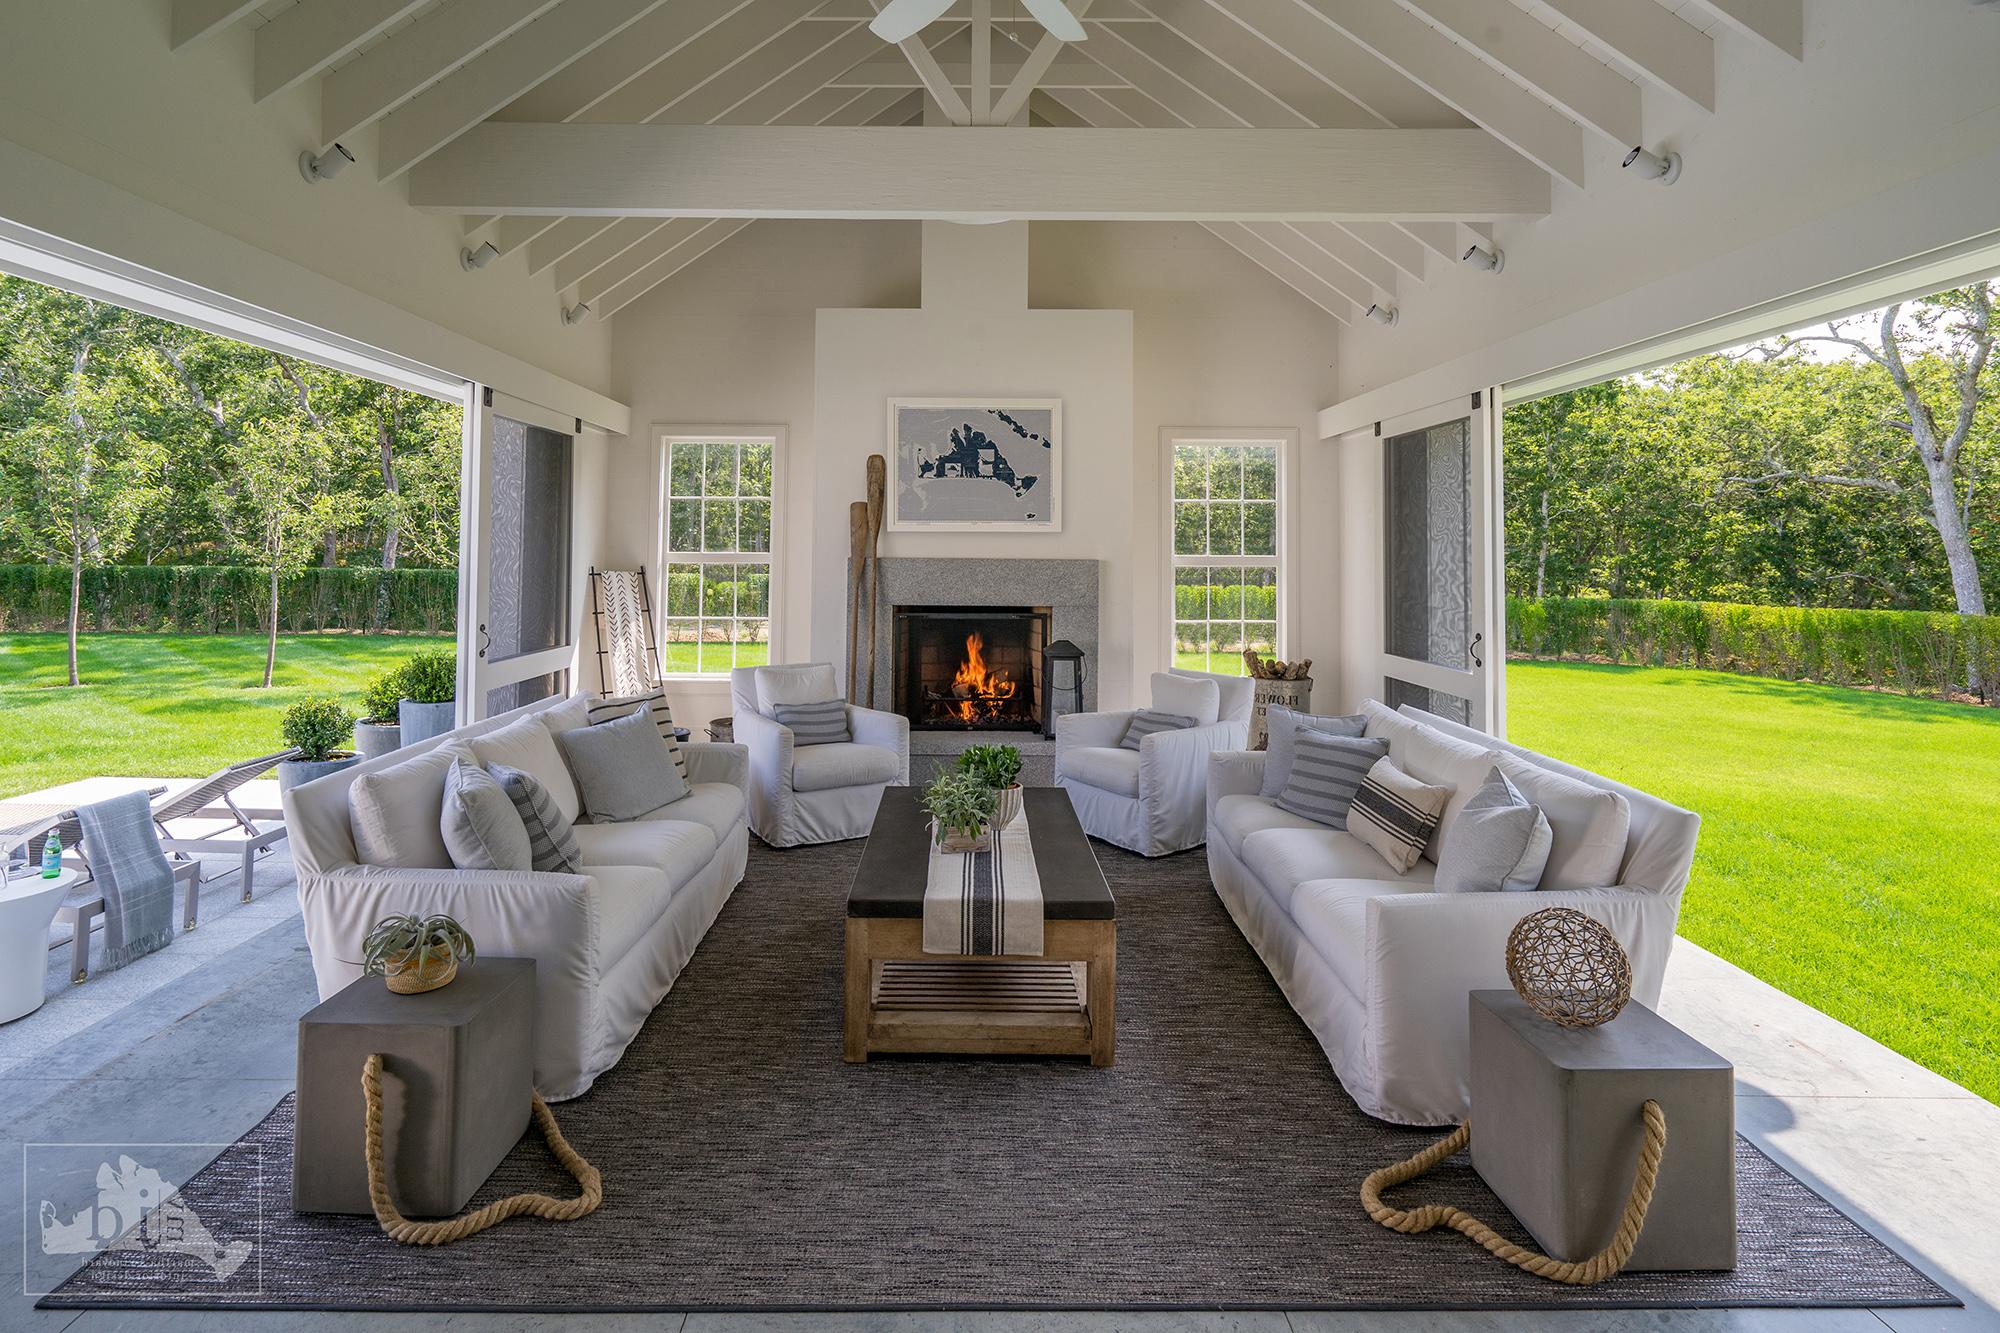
[[1275, 732, 1389, 828], [588, 689, 687, 779], [1119, 709, 1197, 751], [1347, 757, 1451, 874], [485, 762, 582, 874], [772, 698, 850, 746]]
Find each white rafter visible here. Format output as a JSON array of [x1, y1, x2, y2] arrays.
[[1686, 0, 1804, 61], [868, 0, 975, 124], [990, 0, 1097, 125], [1126, 0, 1377, 128], [495, 0, 763, 123], [1537, 0, 1715, 113], [254, 0, 431, 103], [170, 0, 263, 50], [319, 0, 566, 146], [375, 0, 675, 181], [1198, 0, 1466, 129]]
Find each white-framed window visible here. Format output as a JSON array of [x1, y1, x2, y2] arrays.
[[1167, 432, 1289, 677], [655, 429, 782, 676]]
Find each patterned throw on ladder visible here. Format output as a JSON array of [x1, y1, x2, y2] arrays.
[[595, 570, 655, 696]]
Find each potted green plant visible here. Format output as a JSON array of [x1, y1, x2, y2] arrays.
[[958, 743, 1024, 828], [362, 913, 476, 994], [277, 695, 359, 790], [396, 646, 457, 746], [353, 662, 407, 760], [923, 770, 999, 854]]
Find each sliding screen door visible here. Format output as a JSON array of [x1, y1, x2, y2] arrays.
[[1375, 393, 1503, 731], [459, 390, 578, 721]]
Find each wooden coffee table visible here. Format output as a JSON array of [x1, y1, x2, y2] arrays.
[[844, 786, 1116, 1066]]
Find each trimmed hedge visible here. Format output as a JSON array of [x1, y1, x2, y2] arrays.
[[1507, 596, 2000, 704], [0, 565, 458, 635], [1173, 583, 1278, 622]]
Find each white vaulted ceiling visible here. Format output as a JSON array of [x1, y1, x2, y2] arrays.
[[171, 0, 1805, 321]]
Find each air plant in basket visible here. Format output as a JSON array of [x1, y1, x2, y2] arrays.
[[362, 913, 476, 994], [923, 770, 1000, 854], [957, 743, 1024, 829]]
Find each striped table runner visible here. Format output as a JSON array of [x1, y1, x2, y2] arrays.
[[921, 808, 1044, 957]]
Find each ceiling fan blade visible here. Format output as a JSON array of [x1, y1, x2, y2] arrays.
[[869, 0, 954, 43], [1020, 0, 1087, 41]]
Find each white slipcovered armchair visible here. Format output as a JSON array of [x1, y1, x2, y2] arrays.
[[730, 665, 910, 847], [1055, 667, 1253, 856]]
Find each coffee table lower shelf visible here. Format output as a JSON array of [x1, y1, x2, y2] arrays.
[[843, 918, 1115, 1065]]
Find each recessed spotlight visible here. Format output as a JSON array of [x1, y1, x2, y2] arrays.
[[298, 144, 355, 184], [1622, 145, 1683, 185], [460, 241, 500, 271]]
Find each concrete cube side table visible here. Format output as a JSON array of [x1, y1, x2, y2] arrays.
[[1469, 989, 1736, 1272], [294, 958, 536, 1218]]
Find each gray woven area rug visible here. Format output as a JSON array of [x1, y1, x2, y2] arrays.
[[44, 836, 1954, 1313]]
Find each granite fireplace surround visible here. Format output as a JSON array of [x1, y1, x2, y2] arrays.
[[847, 557, 1099, 784]]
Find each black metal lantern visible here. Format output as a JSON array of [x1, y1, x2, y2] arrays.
[[1042, 638, 1086, 738]]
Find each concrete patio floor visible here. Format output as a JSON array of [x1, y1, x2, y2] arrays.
[[0, 843, 1993, 1333]]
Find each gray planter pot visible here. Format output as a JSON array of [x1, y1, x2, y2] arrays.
[[398, 699, 457, 747], [277, 755, 360, 792], [352, 720, 403, 760]]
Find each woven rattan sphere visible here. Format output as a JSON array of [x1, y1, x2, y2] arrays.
[[1506, 907, 1633, 1029]]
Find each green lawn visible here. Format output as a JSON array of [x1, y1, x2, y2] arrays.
[[1508, 660, 2000, 1103], [0, 633, 452, 796]]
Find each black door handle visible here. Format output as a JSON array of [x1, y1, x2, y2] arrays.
[[1468, 632, 1484, 670]]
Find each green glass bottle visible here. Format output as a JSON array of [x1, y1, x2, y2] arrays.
[[41, 830, 62, 879]]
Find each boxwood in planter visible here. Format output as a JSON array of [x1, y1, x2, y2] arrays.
[[397, 647, 458, 746], [279, 695, 358, 790]]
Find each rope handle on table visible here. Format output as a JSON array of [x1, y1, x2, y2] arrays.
[[1360, 1098, 1667, 1286], [361, 1053, 603, 1246]]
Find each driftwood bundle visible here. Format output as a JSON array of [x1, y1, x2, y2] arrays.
[[1243, 650, 1312, 681]]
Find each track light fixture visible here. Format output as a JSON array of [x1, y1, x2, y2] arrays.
[[1622, 145, 1683, 185], [460, 241, 500, 272], [1461, 243, 1505, 274], [298, 144, 354, 184], [1364, 303, 1398, 327], [562, 301, 592, 326]]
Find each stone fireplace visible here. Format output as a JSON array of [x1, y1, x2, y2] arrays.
[[894, 605, 1051, 733]]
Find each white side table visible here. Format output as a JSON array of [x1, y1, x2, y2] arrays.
[[0, 868, 80, 1023]]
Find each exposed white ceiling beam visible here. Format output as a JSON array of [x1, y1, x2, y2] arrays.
[[1128, 0, 1378, 128], [868, 0, 975, 124], [487, 214, 566, 257], [990, 0, 1096, 125], [577, 221, 717, 306], [596, 221, 757, 318], [1340, 221, 1427, 282], [815, 0, 1152, 16], [1241, 223, 1376, 307], [1090, 17, 1313, 129], [1289, 222, 1399, 293], [701, 25, 882, 125], [1282, 0, 1585, 187], [1207, 225, 1357, 322], [970, 0, 994, 121], [551, 218, 674, 291], [1200, 0, 1466, 129], [569, 0, 833, 124], [1074, 21, 1247, 128], [1685, 0, 1803, 61], [320, 0, 565, 145], [254, 0, 430, 103], [1391, 0, 1643, 148], [170, 0, 262, 49], [831, 55, 1118, 88], [375, 0, 673, 181], [1395, 220, 1458, 260], [1537, 0, 1715, 113], [495, 0, 761, 123], [412, 123, 1552, 221]]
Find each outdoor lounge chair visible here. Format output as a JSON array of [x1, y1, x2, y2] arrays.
[[42, 793, 202, 985], [150, 749, 298, 903]]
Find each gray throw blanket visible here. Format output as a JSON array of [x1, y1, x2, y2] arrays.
[[74, 791, 176, 969]]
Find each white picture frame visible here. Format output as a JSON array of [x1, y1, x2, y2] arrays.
[[885, 397, 1062, 533]]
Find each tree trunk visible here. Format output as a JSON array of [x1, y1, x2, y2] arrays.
[[378, 395, 402, 571], [1924, 460, 1988, 617], [67, 549, 83, 687], [263, 559, 280, 689], [1533, 489, 1549, 599]]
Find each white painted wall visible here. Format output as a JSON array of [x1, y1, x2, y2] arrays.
[[604, 217, 1339, 725], [0, 0, 620, 428]]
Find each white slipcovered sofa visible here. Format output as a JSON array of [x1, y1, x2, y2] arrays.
[[1055, 667, 1253, 856], [729, 666, 909, 847], [283, 694, 750, 1100], [1207, 701, 1699, 1126]]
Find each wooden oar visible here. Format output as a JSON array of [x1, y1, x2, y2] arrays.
[[847, 501, 869, 704], [865, 454, 887, 708]]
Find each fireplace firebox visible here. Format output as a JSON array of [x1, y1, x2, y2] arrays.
[[894, 606, 1051, 732]]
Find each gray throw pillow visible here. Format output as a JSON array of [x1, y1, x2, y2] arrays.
[[1433, 765, 1555, 893], [486, 762, 584, 873], [587, 690, 687, 778], [1274, 732, 1390, 829], [772, 698, 850, 746], [1260, 706, 1369, 797], [553, 703, 689, 821], [1120, 708, 1197, 751], [440, 758, 532, 872]]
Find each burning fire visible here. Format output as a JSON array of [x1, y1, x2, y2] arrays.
[[942, 631, 1017, 724]]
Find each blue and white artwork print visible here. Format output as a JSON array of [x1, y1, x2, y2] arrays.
[[887, 398, 1062, 532]]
